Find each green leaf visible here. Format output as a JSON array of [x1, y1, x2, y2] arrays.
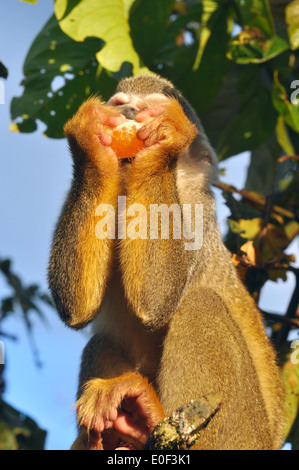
[[20, 0, 38, 4], [279, 342, 299, 444], [55, 0, 144, 74], [185, 2, 232, 115], [222, 192, 263, 221], [10, 15, 117, 138], [245, 133, 282, 195], [200, 63, 242, 152], [276, 115, 296, 155], [1, 298, 14, 316], [228, 218, 262, 239], [129, 0, 176, 67], [217, 67, 277, 160], [272, 71, 299, 132], [192, 0, 221, 70], [0, 399, 46, 450], [232, 0, 275, 38], [228, 33, 289, 64], [286, 0, 299, 50], [150, 1, 202, 83], [227, 0, 288, 64], [0, 257, 54, 365], [0, 62, 8, 79]]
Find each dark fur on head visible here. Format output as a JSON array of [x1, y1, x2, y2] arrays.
[[117, 73, 202, 130]]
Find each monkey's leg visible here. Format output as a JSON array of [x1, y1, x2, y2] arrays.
[[48, 98, 124, 328], [157, 285, 274, 450], [72, 334, 165, 450]]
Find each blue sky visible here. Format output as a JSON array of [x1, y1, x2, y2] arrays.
[[0, 1, 297, 450]]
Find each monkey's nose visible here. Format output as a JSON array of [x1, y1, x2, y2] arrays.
[[117, 105, 137, 120]]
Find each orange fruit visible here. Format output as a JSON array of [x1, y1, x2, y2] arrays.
[[109, 120, 144, 160]]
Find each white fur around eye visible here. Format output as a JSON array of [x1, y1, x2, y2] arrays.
[[146, 93, 168, 102], [107, 92, 130, 106]]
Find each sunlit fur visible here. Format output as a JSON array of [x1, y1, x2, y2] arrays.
[[48, 74, 285, 450]]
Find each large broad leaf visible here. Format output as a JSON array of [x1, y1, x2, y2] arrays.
[[55, 0, 144, 74], [200, 63, 242, 152], [245, 133, 282, 195], [227, 0, 289, 64], [129, 0, 176, 67], [150, 1, 202, 83], [286, 0, 299, 50], [177, 0, 232, 116], [216, 66, 277, 160], [10, 15, 117, 138]]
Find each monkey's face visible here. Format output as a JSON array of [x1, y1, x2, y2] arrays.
[[107, 91, 168, 120]]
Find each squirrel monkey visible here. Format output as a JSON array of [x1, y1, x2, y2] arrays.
[[48, 73, 285, 450]]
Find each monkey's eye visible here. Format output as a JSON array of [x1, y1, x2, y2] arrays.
[[113, 99, 125, 106], [108, 93, 130, 107]]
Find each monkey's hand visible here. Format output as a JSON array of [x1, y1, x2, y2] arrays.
[[64, 97, 126, 174], [75, 372, 165, 450], [132, 98, 198, 172]]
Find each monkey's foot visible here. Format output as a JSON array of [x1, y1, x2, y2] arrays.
[[75, 372, 165, 449]]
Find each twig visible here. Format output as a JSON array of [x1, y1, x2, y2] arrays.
[[213, 181, 295, 219], [261, 310, 299, 327], [144, 393, 222, 450], [259, 155, 299, 253]]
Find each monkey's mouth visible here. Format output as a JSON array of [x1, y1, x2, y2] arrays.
[[115, 104, 138, 120]]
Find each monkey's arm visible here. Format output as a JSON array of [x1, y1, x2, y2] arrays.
[[120, 98, 199, 328], [48, 98, 123, 328]]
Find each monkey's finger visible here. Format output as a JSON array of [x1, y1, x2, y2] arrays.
[[135, 106, 165, 123], [98, 131, 112, 147], [136, 125, 152, 142], [113, 409, 151, 444], [105, 114, 126, 127], [95, 110, 126, 128]]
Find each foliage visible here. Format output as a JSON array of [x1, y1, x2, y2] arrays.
[[0, 399, 46, 450], [8, 0, 299, 449], [279, 342, 299, 448], [0, 258, 53, 368], [0, 62, 8, 79]]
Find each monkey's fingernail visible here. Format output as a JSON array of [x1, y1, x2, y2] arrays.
[[136, 111, 150, 122], [99, 133, 112, 146], [109, 115, 126, 127], [137, 128, 150, 140]]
